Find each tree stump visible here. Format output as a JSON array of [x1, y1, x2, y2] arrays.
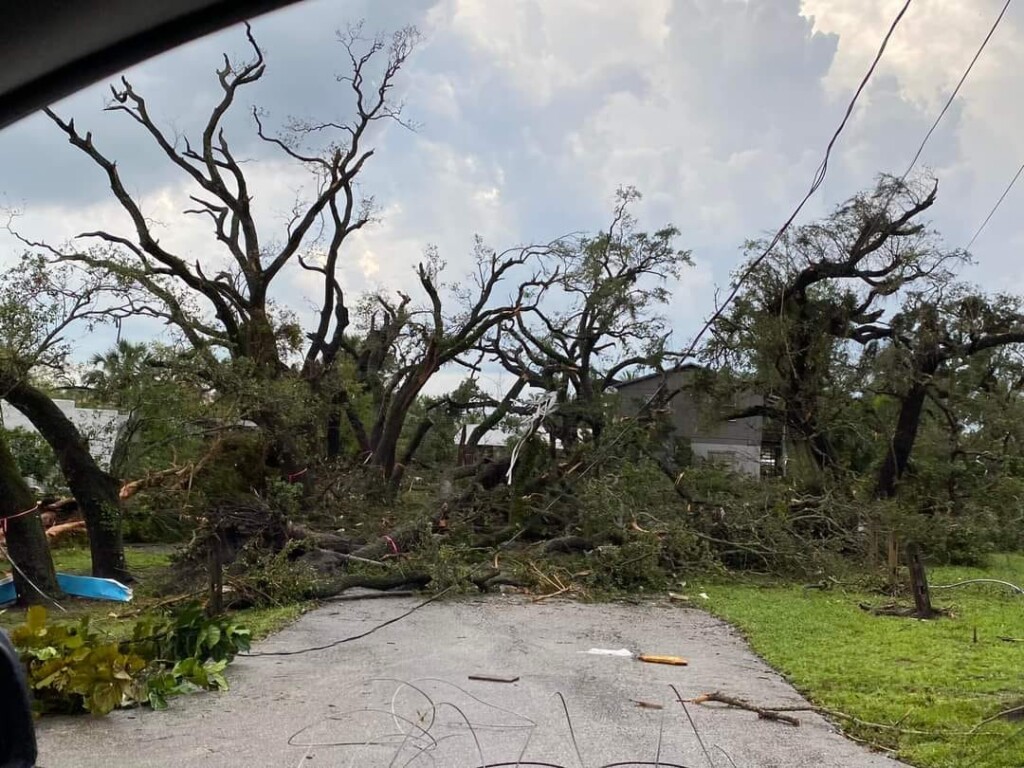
[[907, 543, 934, 618]]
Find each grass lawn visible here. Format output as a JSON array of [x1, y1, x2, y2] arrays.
[[702, 553, 1024, 768], [1, 544, 307, 640]]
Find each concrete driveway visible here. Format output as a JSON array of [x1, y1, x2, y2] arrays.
[[37, 597, 907, 767]]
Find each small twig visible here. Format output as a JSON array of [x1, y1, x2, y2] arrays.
[[691, 690, 980, 737], [691, 691, 800, 727], [971, 705, 1024, 734], [117, 591, 203, 618], [529, 561, 562, 591], [333, 552, 389, 568], [630, 699, 664, 710], [467, 674, 520, 684], [532, 585, 571, 603]]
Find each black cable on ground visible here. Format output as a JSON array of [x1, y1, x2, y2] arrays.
[[241, 581, 461, 657]]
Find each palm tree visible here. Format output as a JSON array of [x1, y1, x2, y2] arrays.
[[82, 340, 151, 406]]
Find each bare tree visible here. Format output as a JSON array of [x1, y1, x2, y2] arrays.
[[333, 241, 555, 486], [485, 189, 691, 446], [12, 24, 419, 472]]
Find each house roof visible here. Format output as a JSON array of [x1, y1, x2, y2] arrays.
[[611, 363, 704, 389]]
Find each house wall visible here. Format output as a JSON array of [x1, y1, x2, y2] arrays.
[[1, 399, 126, 471], [616, 367, 765, 477], [690, 441, 762, 477]]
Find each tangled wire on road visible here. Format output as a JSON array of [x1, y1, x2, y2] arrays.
[[286, 678, 724, 768]]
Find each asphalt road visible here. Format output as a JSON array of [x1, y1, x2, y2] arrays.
[[36, 597, 908, 767]]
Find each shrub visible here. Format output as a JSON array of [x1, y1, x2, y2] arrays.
[[9, 604, 250, 715]]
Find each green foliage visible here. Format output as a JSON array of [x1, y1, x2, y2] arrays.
[[192, 432, 269, 501], [9, 603, 249, 716], [416, 541, 479, 593], [122, 495, 192, 544], [265, 477, 305, 519], [137, 602, 251, 663], [2, 427, 60, 490], [143, 658, 229, 711], [593, 536, 666, 591], [232, 541, 319, 606], [11, 606, 148, 715]]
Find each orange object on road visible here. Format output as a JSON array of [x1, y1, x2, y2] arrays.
[[637, 654, 688, 666]]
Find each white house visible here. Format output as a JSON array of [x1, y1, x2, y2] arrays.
[[1, 399, 127, 471]]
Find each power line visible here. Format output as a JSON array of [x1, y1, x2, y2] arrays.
[[899, 0, 1013, 184], [673, 0, 1014, 387], [242, 581, 459, 657], [967, 158, 1024, 250], [666, 0, 914, 382]]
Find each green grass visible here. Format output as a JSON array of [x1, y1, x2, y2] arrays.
[[235, 602, 312, 639], [702, 553, 1024, 768], [51, 543, 176, 577]]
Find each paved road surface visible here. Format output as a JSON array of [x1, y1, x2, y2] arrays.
[[37, 597, 907, 767]]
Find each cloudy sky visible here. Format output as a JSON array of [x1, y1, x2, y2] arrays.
[[2, 0, 1023, 393]]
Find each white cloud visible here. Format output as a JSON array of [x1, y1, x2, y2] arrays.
[[432, 0, 671, 105], [4, 0, 1024, 391], [802, 0, 1024, 285]]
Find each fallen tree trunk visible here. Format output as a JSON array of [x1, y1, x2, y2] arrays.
[[350, 521, 431, 560], [44, 520, 87, 540], [543, 535, 594, 554], [305, 570, 432, 599], [287, 523, 358, 554]]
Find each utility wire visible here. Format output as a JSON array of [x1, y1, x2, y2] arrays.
[[661, 0, 914, 390], [900, 0, 1013, 184], [671, 0, 1012, 392], [967, 158, 1024, 250], [246, 4, 916, 660], [242, 581, 460, 657], [0, 542, 67, 612]]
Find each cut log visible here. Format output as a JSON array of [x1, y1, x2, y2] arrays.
[[44, 520, 87, 540]]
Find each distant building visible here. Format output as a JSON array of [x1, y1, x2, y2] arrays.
[[1, 399, 126, 472], [455, 422, 570, 466], [455, 423, 515, 464], [613, 366, 781, 478]]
